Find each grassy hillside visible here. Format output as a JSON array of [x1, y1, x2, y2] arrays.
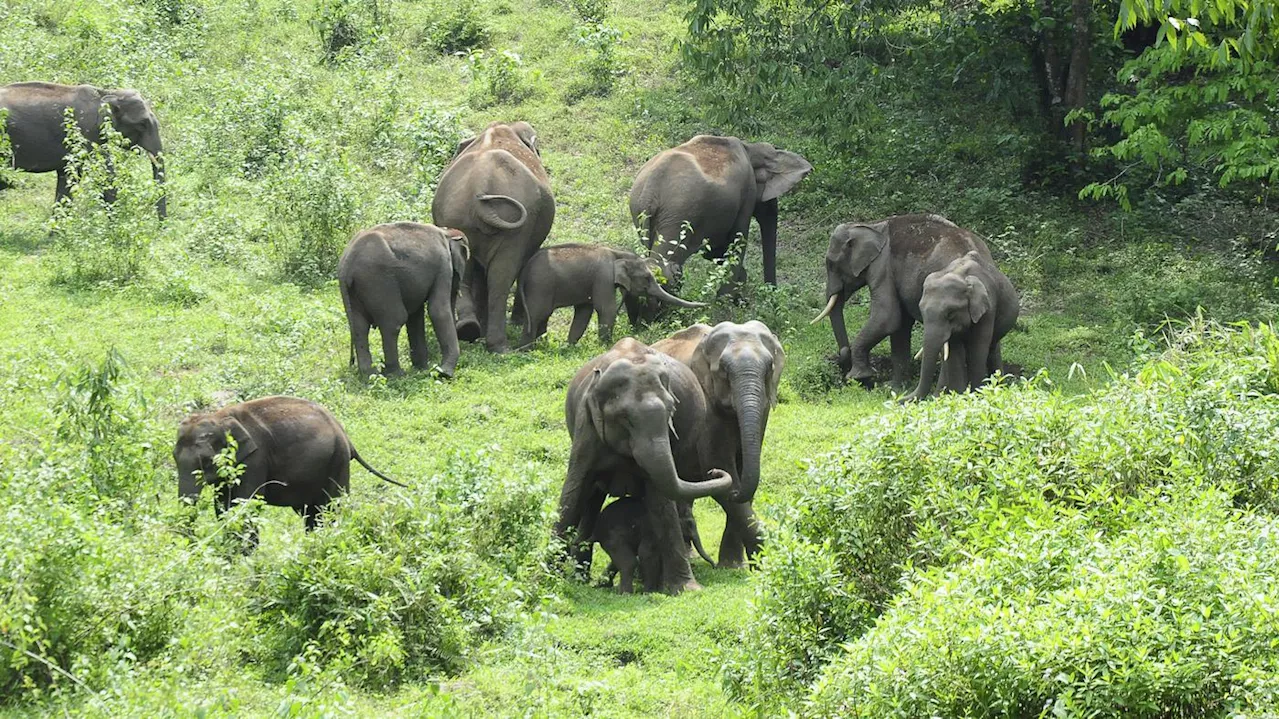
[[0, 0, 1274, 716]]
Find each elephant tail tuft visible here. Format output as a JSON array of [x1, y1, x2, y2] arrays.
[[352, 449, 409, 488]]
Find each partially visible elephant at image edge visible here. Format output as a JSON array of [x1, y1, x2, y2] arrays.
[[432, 121, 554, 353], [0, 81, 166, 218]]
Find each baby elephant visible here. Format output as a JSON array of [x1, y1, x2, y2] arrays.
[[516, 243, 704, 347], [174, 396, 404, 531], [339, 222, 470, 378], [592, 497, 714, 593]]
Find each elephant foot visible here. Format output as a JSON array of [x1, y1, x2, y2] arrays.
[[432, 364, 456, 379], [717, 559, 744, 569], [456, 319, 483, 343], [679, 579, 704, 594], [383, 366, 406, 378], [486, 342, 511, 355]]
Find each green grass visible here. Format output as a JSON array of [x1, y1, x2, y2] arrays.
[[0, 0, 1273, 715]]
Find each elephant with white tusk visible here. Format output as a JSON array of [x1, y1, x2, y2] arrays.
[[812, 214, 996, 389]]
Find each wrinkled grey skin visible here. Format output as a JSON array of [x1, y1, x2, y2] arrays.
[[812, 214, 994, 388], [0, 82, 166, 218], [906, 250, 1019, 402], [432, 121, 554, 353], [591, 497, 712, 593], [174, 396, 401, 532], [653, 321, 783, 567], [628, 135, 811, 309], [556, 339, 733, 595], [338, 222, 470, 379], [515, 243, 704, 347]]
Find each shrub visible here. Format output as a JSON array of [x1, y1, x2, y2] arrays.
[[465, 48, 534, 107], [806, 490, 1279, 717], [250, 447, 555, 686], [406, 105, 466, 189], [420, 0, 489, 54], [48, 112, 161, 288], [313, 0, 384, 62], [565, 22, 622, 102], [724, 320, 1279, 708]]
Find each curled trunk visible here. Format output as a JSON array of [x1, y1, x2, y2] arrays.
[[633, 434, 731, 500]]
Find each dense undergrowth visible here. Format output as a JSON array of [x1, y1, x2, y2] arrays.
[[0, 0, 1275, 715]]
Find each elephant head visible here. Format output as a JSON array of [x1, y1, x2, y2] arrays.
[[615, 255, 705, 311], [583, 352, 732, 501], [102, 89, 166, 218], [912, 252, 993, 398], [691, 321, 784, 503], [173, 413, 258, 503], [811, 222, 890, 348]]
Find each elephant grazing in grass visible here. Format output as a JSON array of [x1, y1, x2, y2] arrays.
[[432, 121, 554, 353], [0, 82, 166, 218], [556, 339, 733, 595], [174, 396, 403, 532], [515, 243, 704, 347], [338, 222, 470, 379], [629, 135, 812, 295], [812, 214, 994, 388], [905, 250, 1019, 401], [653, 321, 783, 567]]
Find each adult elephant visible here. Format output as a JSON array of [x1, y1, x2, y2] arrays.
[[906, 251, 1019, 401], [653, 321, 783, 567], [811, 214, 993, 388], [629, 135, 811, 294], [174, 396, 404, 531], [555, 338, 734, 595], [0, 82, 166, 218], [432, 121, 554, 353]]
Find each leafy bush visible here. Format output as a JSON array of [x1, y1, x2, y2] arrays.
[[265, 126, 363, 286], [250, 448, 555, 686], [406, 105, 466, 189], [313, 0, 384, 62], [806, 490, 1279, 717], [724, 321, 1279, 707], [48, 112, 161, 288], [465, 48, 534, 107], [566, 22, 622, 102], [419, 0, 489, 54]]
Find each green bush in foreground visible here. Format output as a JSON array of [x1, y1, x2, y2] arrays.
[[806, 490, 1278, 717], [725, 321, 1278, 708], [250, 448, 556, 687]]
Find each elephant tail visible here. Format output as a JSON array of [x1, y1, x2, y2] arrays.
[[688, 518, 716, 567], [475, 194, 528, 231], [352, 449, 408, 488]]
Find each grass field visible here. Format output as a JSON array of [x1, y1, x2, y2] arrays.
[[0, 0, 1273, 716]]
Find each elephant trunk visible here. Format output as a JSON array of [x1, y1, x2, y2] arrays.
[[633, 433, 732, 501], [177, 459, 202, 504], [909, 327, 950, 401], [732, 371, 767, 503], [647, 283, 704, 309], [814, 279, 851, 351], [151, 154, 167, 220]]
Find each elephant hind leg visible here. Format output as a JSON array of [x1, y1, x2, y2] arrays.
[[483, 262, 519, 353], [456, 262, 485, 342], [567, 304, 593, 345], [406, 305, 431, 370]]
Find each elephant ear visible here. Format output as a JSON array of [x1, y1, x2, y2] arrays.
[[584, 368, 608, 443], [511, 121, 539, 155], [846, 226, 888, 278], [444, 227, 471, 263], [452, 136, 477, 159], [752, 322, 786, 407], [966, 276, 992, 325], [745, 142, 813, 202], [102, 89, 150, 125], [613, 258, 645, 293], [222, 417, 258, 460]]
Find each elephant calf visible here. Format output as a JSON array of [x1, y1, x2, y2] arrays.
[[174, 396, 404, 532], [515, 243, 704, 348], [906, 250, 1019, 401], [592, 497, 714, 594], [338, 222, 470, 378], [0, 81, 166, 218]]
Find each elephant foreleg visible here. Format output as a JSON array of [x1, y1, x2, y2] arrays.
[[566, 304, 593, 345], [714, 496, 763, 568], [848, 305, 902, 384], [987, 339, 1003, 379], [940, 342, 968, 394], [593, 288, 618, 345], [642, 491, 698, 595], [55, 169, 71, 206], [889, 320, 915, 390]]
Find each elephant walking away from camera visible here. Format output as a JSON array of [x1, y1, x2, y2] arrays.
[[432, 121, 554, 353], [515, 243, 704, 347], [0, 82, 166, 218], [629, 135, 811, 296], [338, 222, 470, 378], [653, 321, 783, 567], [556, 339, 734, 595], [905, 251, 1019, 401], [811, 214, 994, 388], [591, 497, 712, 593], [174, 396, 404, 531]]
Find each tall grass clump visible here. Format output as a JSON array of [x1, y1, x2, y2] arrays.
[[249, 448, 556, 686], [725, 320, 1279, 710], [48, 115, 162, 288]]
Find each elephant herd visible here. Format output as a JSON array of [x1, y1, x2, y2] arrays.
[[3, 81, 1022, 595]]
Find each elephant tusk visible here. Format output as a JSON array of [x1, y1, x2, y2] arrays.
[[668, 416, 680, 440], [943, 341, 950, 362], [810, 294, 839, 325], [914, 347, 923, 361]]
